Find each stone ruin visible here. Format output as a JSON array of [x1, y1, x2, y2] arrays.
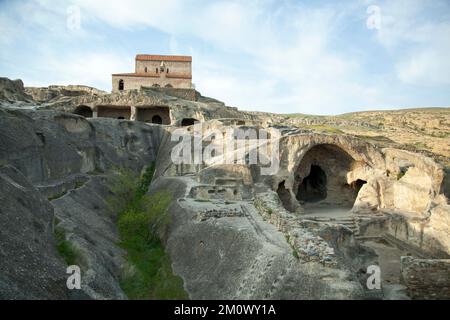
[[153, 118, 450, 299], [0, 75, 449, 300]]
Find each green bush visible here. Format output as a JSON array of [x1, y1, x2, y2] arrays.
[[48, 190, 68, 201], [110, 164, 188, 299], [54, 227, 80, 266]]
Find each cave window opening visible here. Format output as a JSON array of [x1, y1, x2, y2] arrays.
[[350, 179, 367, 197], [152, 115, 163, 124], [118, 79, 124, 91], [297, 165, 327, 203], [73, 105, 93, 118], [181, 118, 199, 126]]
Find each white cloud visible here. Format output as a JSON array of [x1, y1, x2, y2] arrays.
[[1, 0, 449, 113], [25, 51, 129, 89], [372, 0, 450, 86]]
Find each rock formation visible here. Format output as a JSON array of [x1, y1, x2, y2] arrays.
[[0, 77, 449, 300]]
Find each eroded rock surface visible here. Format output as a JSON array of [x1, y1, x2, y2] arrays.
[[1, 76, 449, 300]]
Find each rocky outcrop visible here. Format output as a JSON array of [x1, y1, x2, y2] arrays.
[[0, 165, 68, 299], [0, 108, 164, 299], [1, 76, 449, 300], [23, 82, 255, 125], [151, 177, 365, 299], [400, 256, 450, 299], [0, 77, 35, 107]]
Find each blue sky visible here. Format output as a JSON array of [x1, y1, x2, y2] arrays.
[[1, 0, 450, 114]]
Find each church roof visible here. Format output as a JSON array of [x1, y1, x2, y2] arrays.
[[135, 54, 192, 62], [112, 72, 192, 79]]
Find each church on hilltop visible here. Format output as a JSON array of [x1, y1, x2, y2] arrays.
[[112, 54, 193, 92]]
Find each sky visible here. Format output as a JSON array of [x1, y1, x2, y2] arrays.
[[0, 0, 450, 115]]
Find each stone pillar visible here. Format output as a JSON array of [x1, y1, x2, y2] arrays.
[[92, 106, 98, 118], [130, 106, 137, 121]]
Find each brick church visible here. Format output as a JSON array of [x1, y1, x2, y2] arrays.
[[112, 54, 193, 92]]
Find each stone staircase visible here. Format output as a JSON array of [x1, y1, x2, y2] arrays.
[[302, 216, 361, 237]]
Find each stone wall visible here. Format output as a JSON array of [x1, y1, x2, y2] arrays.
[[97, 105, 131, 119], [135, 106, 171, 124], [401, 256, 450, 299], [142, 87, 198, 101], [135, 60, 191, 76], [112, 75, 191, 92], [254, 191, 338, 266]]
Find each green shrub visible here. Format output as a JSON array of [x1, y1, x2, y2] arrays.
[[48, 190, 68, 201], [54, 227, 80, 266], [111, 165, 187, 299], [397, 171, 406, 180], [136, 163, 155, 198], [107, 168, 141, 214]]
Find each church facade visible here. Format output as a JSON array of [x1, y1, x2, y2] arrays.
[[111, 54, 192, 92]]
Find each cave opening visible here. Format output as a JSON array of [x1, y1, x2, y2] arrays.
[[297, 165, 327, 203], [73, 105, 93, 118], [293, 144, 366, 211], [350, 179, 367, 197], [152, 115, 163, 124], [181, 118, 199, 126]]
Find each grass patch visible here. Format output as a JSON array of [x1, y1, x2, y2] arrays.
[[303, 124, 343, 134], [48, 190, 68, 201], [194, 199, 210, 202], [354, 135, 394, 144], [109, 164, 188, 299], [397, 171, 406, 180], [54, 227, 81, 266], [407, 141, 429, 150], [74, 180, 85, 189]]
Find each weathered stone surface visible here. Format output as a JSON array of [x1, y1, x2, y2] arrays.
[[0, 76, 449, 300], [0, 108, 163, 299], [0, 77, 34, 106], [51, 175, 127, 299], [0, 165, 68, 299], [151, 177, 365, 299], [401, 256, 450, 299]]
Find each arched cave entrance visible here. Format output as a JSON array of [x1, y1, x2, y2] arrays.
[[181, 118, 199, 126], [136, 106, 171, 124], [152, 115, 162, 124], [294, 144, 366, 210], [297, 165, 327, 203], [97, 105, 131, 120], [73, 105, 93, 118]]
